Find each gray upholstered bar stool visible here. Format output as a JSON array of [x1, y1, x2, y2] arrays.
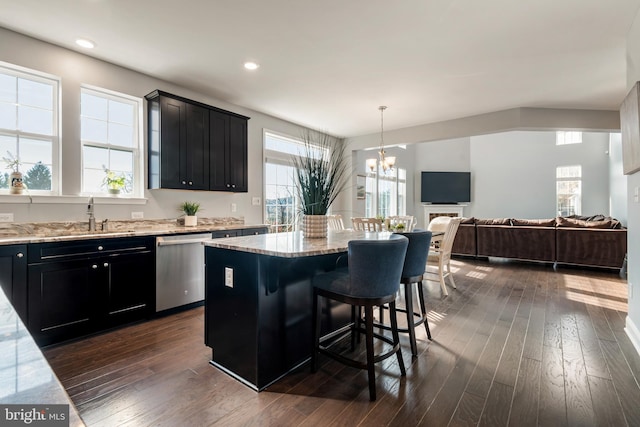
[[379, 229, 433, 356], [310, 234, 409, 401]]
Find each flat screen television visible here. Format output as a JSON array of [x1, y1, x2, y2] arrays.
[[421, 171, 471, 204]]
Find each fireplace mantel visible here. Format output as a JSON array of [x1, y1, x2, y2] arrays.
[[422, 204, 467, 228]]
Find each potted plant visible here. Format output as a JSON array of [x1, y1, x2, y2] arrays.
[[3, 151, 24, 194], [180, 201, 200, 226], [103, 168, 126, 195], [291, 129, 349, 238]]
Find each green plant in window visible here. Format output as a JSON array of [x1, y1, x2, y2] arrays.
[[102, 166, 126, 192]]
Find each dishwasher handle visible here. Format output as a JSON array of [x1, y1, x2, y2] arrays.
[[156, 236, 211, 247]]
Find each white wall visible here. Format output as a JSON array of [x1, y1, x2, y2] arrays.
[[412, 137, 470, 226], [625, 7, 640, 356], [470, 131, 610, 219], [0, 27, 311, 225], [609, 133, 628, 225]]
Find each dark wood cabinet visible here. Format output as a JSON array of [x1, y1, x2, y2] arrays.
[[0, 244, 27, 323], [210, 111, 248, 192], [27, 237, 155, 346], [146, 90, 249, 192]]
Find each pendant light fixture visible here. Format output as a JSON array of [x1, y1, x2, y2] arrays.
[[366, 106, 395, 173]]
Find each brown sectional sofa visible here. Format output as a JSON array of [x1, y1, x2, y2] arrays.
[[452, 216, 627, 269]]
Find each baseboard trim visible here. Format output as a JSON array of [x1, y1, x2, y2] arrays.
[[625, 315, 640, 358]]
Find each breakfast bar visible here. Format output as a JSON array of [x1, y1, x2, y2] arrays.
[[203, 230, 392, 390]]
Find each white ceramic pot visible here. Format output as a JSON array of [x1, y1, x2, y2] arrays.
[[108, 188, 121, 196], [302, 214, 328, 238], [184, 215, 197, 227]]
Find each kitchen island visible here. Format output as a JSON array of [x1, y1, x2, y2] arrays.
[[203, 230, 393, 390]]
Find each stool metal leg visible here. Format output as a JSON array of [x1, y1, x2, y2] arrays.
[[311, 291, 320, 373], [404, 282, 418, 356], [417, 281, 432, 340], [364, 305, 377, 401], [389, 301, 406, 376]]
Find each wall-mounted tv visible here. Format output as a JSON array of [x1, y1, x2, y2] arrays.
[[421, 171, 471, 204]]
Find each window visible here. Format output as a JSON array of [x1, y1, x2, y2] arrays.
[[81, 86, 142, 196], [264, 132, 305, 232], [556, 131, 582, 145], [556, 165, 581, 216], [365, 167, 407, 218], [0, 63, 59, 193]]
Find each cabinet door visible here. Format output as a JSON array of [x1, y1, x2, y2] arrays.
[[101, 251, 155, 327], [0, 245, 27, 323], [185, 102, 210, 190], [227, 115, 248, 192], [209, 110, 228, 191], [28, 260, 100, 346], [159, 96, 187, 189]]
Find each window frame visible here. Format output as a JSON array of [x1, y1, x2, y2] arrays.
[[80, 84, 144, 198], [0, 62, 60, 195], [556, 131, 582, 145], [365, 166, 407, 218], [556, 164, 582, 216]]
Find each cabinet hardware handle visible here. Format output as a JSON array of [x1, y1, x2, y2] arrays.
[[103, 263, 109, 267], [232, 184, 236, 188], [16, 252, 24, 258], [188, 181, 193, 185], [226, 184, 230, 188], [182, 180, 186, 185], [98, 246, 104, 251], [92, 264, 98, 269]]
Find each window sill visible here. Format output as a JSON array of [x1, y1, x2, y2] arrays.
[[0, 194, 148, 205]]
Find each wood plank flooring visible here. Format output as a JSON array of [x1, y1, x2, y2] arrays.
[[43, 258, 638, 426]]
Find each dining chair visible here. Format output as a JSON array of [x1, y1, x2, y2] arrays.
[[327, 214, 345, 230], [351, 217, 383, 232], [425, 217, 462, 296], [311, 234, 409, 401], [387, 215, 416, 232]]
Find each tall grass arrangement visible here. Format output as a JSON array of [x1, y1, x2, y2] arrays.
[[291, 129, 350, 216]]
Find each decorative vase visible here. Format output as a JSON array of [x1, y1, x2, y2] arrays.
[[9, 171, 24, 194], [302, 214, 328, 238], [184, 215, 197, 227], [108, 188, 121, 196]]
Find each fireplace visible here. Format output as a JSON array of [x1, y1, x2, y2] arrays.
[[422, 204, 466, 228]]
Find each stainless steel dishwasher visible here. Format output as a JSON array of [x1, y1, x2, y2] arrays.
[[155, 233, 211, 312]]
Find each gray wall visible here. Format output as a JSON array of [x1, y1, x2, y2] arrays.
[[469, 131, 610, 219], [625, 7, 640, 355], [0, 27, 310, 225]]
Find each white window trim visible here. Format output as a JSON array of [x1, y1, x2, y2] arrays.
[[0, 61, 61, 195], [365, 167, 407, 218], [80, 84, 144, 198]]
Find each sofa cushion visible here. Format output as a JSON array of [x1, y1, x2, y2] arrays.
[[460, 217, 475, 224], [511, 218, 556, 227], [567, 214, 606, 222], [556, 216, 616, 229], [475, 218, 511, 226]]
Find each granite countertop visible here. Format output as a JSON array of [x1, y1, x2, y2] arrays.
[[0, 288, 85, 426], [204, 230, 394, 258], [0, 218, 267, 246]]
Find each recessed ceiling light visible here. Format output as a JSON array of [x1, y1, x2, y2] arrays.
[[244, 62, 259, 70], [75, 38, 95, 49]]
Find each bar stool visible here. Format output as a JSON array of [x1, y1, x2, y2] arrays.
[[379, 229, 433, 356], [311, 234, 409, 401]]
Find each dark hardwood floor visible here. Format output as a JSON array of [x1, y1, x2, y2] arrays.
[[43, 258, 638, 426]]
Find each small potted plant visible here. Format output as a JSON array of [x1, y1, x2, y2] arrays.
[[103, 167, 126, 195], [180, 201, 200, 226], [3, 151, 24, 194]]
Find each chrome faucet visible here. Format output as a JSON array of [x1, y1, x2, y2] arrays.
[[88, 196, 96, 232]]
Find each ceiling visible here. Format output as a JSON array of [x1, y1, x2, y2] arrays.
[[1, 0, 639, 137]]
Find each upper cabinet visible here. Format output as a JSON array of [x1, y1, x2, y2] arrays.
[[146, 90, 249, 192]]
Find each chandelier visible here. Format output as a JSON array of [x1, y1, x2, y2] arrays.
[[366, 106, 395, 173]]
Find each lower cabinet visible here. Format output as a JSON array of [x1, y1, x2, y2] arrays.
[[0, 244, 27, 323], [27, 237, 155, 346]]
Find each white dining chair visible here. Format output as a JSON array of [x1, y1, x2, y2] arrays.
[[387, 215, 416, 232], [327, 214, 345, 230], [425, 217, 462, 296], [351, 217, 383, 232]]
